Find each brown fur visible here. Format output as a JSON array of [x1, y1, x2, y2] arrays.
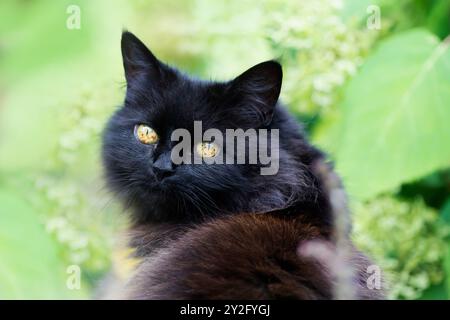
[[122, 213, 384, 299]]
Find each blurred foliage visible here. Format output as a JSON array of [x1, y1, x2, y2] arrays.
[[0, 0, 449, 299], [353, 196, 450, 299], [0, 190, 86, 298], [266, 0, 375, 115]]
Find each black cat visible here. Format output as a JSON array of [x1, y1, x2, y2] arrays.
[[101, 32, 384, 299]]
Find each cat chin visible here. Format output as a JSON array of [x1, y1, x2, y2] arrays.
[[151, 177, 179, 191], [141, 179, 185, 199]]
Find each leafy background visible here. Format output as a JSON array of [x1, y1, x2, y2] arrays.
[[0, 0, 449, 299]]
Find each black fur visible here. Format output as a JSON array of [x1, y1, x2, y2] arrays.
[[101, 32, 384, 300], [102, 32, 330, 226]]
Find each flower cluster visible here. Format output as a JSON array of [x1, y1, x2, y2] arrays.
[[34, 83, 124, 282], [353, 197, 450, 299], [266, 0, 376, 114]]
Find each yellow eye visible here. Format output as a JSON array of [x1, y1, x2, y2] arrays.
[[196, 142, 219, 158], [135, 124, 159, 144]]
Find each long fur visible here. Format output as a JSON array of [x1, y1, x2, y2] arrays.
[[101, 32, 384, 299], [123, 212, 383, 299]]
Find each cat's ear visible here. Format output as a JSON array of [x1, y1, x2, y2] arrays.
[[229, 61, 282, 126], [121, 31, 170, 86]]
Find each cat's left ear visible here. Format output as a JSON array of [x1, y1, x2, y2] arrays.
[[229, 61, 282, 126]]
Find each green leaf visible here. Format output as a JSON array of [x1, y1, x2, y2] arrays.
[[443, 243, 450, 299], [441, 198, 450, 224], [0, 187, 85, 299], [333, 29, 450, 199], [426, 0, 450, 40], [418, 281, 448, 300]]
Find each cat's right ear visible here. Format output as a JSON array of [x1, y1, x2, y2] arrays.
[[121, 31, 168, 86]]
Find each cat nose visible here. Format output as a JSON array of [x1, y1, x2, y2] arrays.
[[153, 152, 174, 179]]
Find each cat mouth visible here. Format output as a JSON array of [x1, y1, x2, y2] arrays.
[[153, 170, 174, 182], [147, 171, 177, 189]]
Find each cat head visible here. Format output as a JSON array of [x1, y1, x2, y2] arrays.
[[103, 32, 322, 223]]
